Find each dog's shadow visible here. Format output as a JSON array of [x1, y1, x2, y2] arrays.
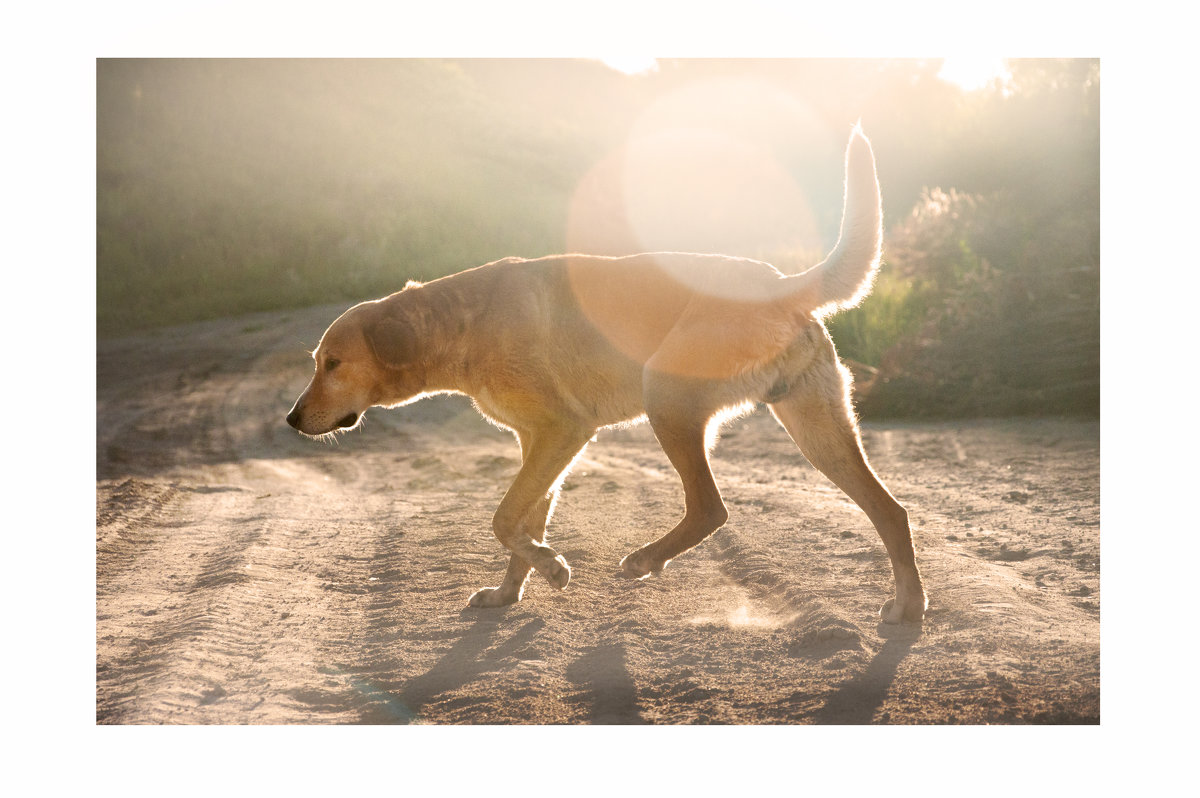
[[811, 622, 922, 724], [355, 611, 545, 723], [358, 612, 918, 724], [563, 639, 646, 724]]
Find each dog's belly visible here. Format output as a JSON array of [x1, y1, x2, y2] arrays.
[[563, 375, 648, 429], [472, 380, 644, 433]]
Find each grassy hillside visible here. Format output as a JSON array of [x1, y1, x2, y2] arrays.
[[98, 59, 632, 332]]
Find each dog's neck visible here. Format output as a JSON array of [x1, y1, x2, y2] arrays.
[[403, 280, 488, 397]]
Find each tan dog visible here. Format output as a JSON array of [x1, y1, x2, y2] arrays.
[[287, 127, 926, 623]]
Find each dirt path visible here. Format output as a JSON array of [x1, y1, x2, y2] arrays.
[[96, 304, 1099, 724]]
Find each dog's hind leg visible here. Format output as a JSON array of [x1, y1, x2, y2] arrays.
[[620, 372, 730, 578], [768, 360, 926, 624], [468, 423, 592, 607]]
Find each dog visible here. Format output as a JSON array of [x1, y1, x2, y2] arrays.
[[286, 126, 926, 624]]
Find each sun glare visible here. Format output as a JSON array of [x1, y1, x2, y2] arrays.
[[938, 57, 1011, 92], [600, 55, 659, 75], [566, 74, 828, 273]]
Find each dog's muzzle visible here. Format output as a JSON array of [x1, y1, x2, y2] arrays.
[[285, 406, 358, 433]]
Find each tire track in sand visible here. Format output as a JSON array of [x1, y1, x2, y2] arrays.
[[98, 307, 394, 723]]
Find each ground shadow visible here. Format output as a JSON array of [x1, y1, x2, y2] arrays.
[[811, 627, 919, 724], [564, 641, 646, 724], [351, 612, 545, 723]]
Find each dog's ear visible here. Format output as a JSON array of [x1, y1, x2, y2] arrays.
[[364, 313, 415, 369]]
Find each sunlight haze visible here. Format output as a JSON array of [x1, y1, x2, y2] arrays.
[[938, 57, 1011, 91], [600, 55, 659, 75]]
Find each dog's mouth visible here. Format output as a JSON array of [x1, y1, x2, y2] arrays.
[[285, 407, 361, 436]]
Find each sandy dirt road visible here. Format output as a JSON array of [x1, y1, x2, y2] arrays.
[[96, 303, 1099, 724]]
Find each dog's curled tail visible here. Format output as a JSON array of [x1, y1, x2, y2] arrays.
[[791, 124, 883, 316]]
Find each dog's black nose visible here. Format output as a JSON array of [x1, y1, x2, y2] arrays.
[[286, 409, 302, 429]]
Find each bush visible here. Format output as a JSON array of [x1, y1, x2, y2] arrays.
[[844, 187, 1099, 418]]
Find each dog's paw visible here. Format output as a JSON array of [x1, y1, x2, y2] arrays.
[[519, 544, 571, 591], [879, 597, 925, 625], [467, 586, 520, 608], [542, 555, 571, 590], [619, 546, 665, 580]]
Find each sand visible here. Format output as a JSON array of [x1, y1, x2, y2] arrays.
[[96, 303, 1099, 724]]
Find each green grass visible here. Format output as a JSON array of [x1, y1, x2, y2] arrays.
[[824, 268, 935, 367], [96, 59, 610, 336]]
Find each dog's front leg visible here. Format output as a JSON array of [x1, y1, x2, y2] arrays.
[[467, 424, 592, 608], [466, 494, 551, 608]]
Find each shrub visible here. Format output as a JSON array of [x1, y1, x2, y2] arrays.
[[845, 187, 1098, 418]]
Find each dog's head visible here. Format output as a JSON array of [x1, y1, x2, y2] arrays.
[[285, 289, 427, 438]]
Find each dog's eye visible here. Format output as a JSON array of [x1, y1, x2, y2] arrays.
[[325, 358, 341, 372]]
